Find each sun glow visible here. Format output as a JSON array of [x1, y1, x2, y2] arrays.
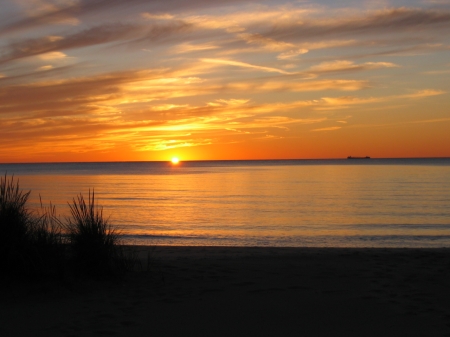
[[171, 157, 180, 164]]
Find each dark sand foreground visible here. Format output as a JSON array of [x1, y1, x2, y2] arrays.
[[2, 246, 450, 336]]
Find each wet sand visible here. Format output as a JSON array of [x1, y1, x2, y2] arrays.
[[1, 246, 450, 336]]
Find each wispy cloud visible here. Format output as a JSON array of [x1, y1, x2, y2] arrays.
[[201, 58, 294, 75], [0, 21, 197, 65], [172, 42, 219, 54], [264, 7, 450, 41], [1, 0, 253, 35], [309, 60, 398, 73], [311, 126, 342, 132], [315, 89, 445, 109], [0, 24, 143, 64], [423, 69, 450, 75]]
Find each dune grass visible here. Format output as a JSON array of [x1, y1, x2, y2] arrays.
[[0, 174, 136, 283], [0, 174, 34, 278], [31, 201, 67, 279], [66, 191, 137, 278]]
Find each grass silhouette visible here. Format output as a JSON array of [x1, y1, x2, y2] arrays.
[[0, 174, 34, 278], [66, 191, 135, 278], [0, 174, 136, 283]]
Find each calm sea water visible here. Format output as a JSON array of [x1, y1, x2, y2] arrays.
[[1, 159, 449, 248]]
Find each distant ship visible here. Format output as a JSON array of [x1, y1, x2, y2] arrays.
[[347, 156, 370, 159]]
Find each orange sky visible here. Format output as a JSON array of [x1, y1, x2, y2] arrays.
[[1, 0, 450, 162]]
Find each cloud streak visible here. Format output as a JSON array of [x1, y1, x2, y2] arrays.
[[264, 7, 450, 42], [201, 58, 294, 75], [1, 0, 254, 35]]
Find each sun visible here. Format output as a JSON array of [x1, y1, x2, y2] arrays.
[[171, 157, 180, 164]]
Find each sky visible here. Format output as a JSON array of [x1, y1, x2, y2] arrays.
[[1, 0, 450, 162]]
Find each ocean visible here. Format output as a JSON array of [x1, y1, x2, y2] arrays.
[[1, 158, 449, 248]]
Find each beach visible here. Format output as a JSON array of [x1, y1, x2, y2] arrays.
[[1, 246, 450, 336]]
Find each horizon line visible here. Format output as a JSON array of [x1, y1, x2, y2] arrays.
[[1, 157, 450, 165]]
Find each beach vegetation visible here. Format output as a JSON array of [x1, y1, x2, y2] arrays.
[[31, 201, 67, 279], [0, 174, 34, 278], [65, 190, 137, 278], [0, 174, 64, 280], [0, 174, 136, 284]]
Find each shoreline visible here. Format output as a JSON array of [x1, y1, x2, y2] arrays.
[[2, 246, 450, 336], [126, 244, 450, 252], [126, 244, 450, 262]]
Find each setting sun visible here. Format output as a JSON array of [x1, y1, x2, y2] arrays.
[[171, 157, 180, 164]]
